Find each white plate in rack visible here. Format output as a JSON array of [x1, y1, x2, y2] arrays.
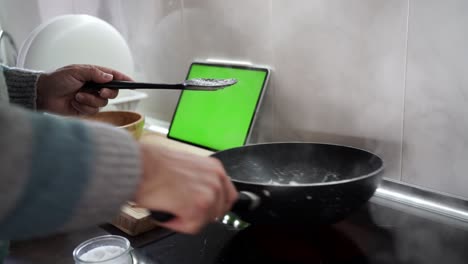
[[17, 14, 134, 76], [17, 14, 148, 111]]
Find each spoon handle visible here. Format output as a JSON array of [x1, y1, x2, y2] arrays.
[[82, 80, 186, 90]]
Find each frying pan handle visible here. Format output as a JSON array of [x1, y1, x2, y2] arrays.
[[149, 191, 260, 223], [150, 211, 175, 223], [232, 191, 261, 212]]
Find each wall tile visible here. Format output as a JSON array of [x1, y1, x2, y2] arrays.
[[118, 0, 187, 121], [403, 0, 468, 198], [270, 0, 408, 180], [37, 0, 73, 20], [71, 0, 118, 27], [180, 0, 275, 140], [181, 0, 273, 66], [0, 0, 73, 52]]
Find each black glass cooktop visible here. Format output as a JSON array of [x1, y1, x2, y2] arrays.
[[137, 197, 468, 264], [6, 187, 468, 264]]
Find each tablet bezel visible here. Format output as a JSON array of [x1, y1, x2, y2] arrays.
[[167, 61, 270, 151]]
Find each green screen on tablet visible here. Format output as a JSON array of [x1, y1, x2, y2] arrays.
[[167, 62, 269, 151]]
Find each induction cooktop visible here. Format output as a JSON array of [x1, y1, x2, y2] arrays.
[[135, 185, 468, 264]]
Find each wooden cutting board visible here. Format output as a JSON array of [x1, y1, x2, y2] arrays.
[[112, 131, 213, 236]]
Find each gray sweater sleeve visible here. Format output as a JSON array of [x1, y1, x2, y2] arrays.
[[2, 66, 41, 109], [0, 67, 142, 240]]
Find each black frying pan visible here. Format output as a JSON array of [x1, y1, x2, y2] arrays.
[[151, 142, 384, 225]]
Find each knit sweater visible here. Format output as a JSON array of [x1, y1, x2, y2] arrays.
[[0, 66, 141, 240]]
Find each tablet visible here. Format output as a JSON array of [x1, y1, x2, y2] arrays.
[[167, 62, 270, 151]]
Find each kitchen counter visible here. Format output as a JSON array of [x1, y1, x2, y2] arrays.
[[139, 131, 214, 157], [5, 132, 468, 264]]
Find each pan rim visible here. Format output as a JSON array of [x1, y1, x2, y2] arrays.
[[212, 141, 385, 187]]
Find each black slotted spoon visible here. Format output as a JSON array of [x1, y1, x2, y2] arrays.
[[82, 78, 237, 91]]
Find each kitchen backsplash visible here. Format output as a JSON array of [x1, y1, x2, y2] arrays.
[[1, 0, 467, 200]]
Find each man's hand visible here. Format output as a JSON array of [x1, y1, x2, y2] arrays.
[[36, 64, 133, 115], [135, 143, 238, 234]]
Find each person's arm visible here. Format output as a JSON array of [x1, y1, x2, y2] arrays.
[[1, 64, 120, 114], [0, 103, 140, 240], [0, 64, 238, 239]]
